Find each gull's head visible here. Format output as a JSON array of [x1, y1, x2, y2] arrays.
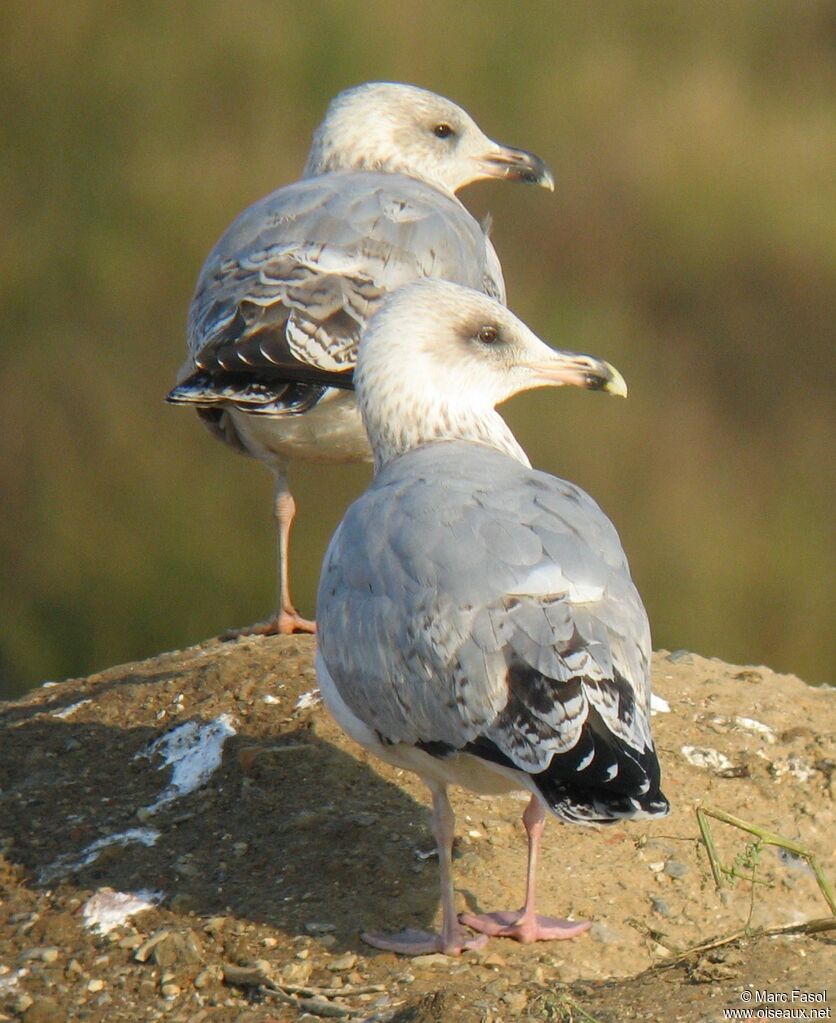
[[304, 82, 554, 195], [356, 280, 626, 469]]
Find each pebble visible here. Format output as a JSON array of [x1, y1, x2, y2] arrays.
[[134, 930, 171, 963], [161, 982, 181, 999], [281, 960, 313, 984], [667, 649, 694, 664], [317, 934, 336, 949], [502, 990, 528, 1014], [411, 953, 450, 969], [590, 922, 620, 945], [327, 952, 357, 972], [649, 896, 672, 917], [86, 979, 104, 993], [14, 993, 34, 1014], [193, 967, 217, 989], [304, 921, 336, 935], [483, 952, 507, 969], [664, 860, 688, 879]]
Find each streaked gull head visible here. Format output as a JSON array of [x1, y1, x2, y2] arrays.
[[355, 280, 626, 470], [304, 82, 554, 195]]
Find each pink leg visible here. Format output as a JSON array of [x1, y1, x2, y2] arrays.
[[223, 472, 316, 638], [459, 794, 591, 944], [362, 785, 489, 956]]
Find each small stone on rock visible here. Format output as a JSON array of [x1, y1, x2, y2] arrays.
[[650, 896, 672, 917], [282, 960, 313, 984], [502, 990, 528, 1013], [327, 952, 357, 972], [304, 922, 336, 935], [412, 953, 450, 969]]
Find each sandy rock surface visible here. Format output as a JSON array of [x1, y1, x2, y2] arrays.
[[0, 636, 833, 1022]]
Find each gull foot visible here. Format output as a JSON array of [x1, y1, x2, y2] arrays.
[[361, 927, 489, 956], [221, 610, 317, 640], [459, 910, 591, 944]]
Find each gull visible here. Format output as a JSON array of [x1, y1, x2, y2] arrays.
[[316, 280, 669, 956], [167, 82, 553, 636]]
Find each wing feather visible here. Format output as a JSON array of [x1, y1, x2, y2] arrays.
[[318, 442, 667, 822], [177, 173, 505, 417]]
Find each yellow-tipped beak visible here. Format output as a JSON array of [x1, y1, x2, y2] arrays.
[[524, 354, 628, 397]]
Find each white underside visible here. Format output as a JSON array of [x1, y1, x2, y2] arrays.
[[316, 649, 537, 799], [228, 389, 372, 469]]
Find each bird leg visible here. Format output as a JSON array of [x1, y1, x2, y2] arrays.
[[362, 785, 489, 956], [272, 477, 316, 634], [459, 794, 591, 943], [222, 473, 315, 638]]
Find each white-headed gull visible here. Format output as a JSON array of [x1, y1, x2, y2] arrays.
[[316, 280, 668, 955], [168, 82, 553, 636]]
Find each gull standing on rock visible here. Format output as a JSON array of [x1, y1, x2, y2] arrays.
[[167, 82, 554, 636], [316, 281, 669, 956]]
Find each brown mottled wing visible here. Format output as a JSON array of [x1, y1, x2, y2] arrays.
[[169, 172, 505, 416]]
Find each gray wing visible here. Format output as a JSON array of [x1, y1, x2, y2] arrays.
[[169, 173, 505, 414], [318, 442, 665, 822]]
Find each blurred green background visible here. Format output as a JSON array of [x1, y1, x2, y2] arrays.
[[2, 1, 834, 697]]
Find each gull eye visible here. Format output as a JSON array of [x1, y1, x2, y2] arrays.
[[477, 325, 499, 344], [433, 122, 454, 139]]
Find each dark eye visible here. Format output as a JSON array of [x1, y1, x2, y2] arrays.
[[477, 325, 499, 344], [433, 122, 454, 139]]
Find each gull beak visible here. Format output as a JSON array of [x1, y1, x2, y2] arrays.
[[524, 352, 628, 397], [479, 144, 555, 191]]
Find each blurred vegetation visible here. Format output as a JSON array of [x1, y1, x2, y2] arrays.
[[1, 1, 834, 696]]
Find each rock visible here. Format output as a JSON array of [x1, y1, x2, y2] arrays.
[[160, 982, 180, 999], [667, 649, 694, 664], [281, 960, 313, 984], [502, 990, 528, 1014], [590, 922, 621, 945], [411, 953, 451, 969], [303, 922, 336, 935], [134, 930, 171, 963], [13, 994, 34, 1015], [21, 947, 58, 963], [327, 952, 357, 972], [664, 860, 688, 879], [86, 979, 104, 993], [649, 896, 672, 917], [193, 966, 219, 989], [481, 952, 508, 969]]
